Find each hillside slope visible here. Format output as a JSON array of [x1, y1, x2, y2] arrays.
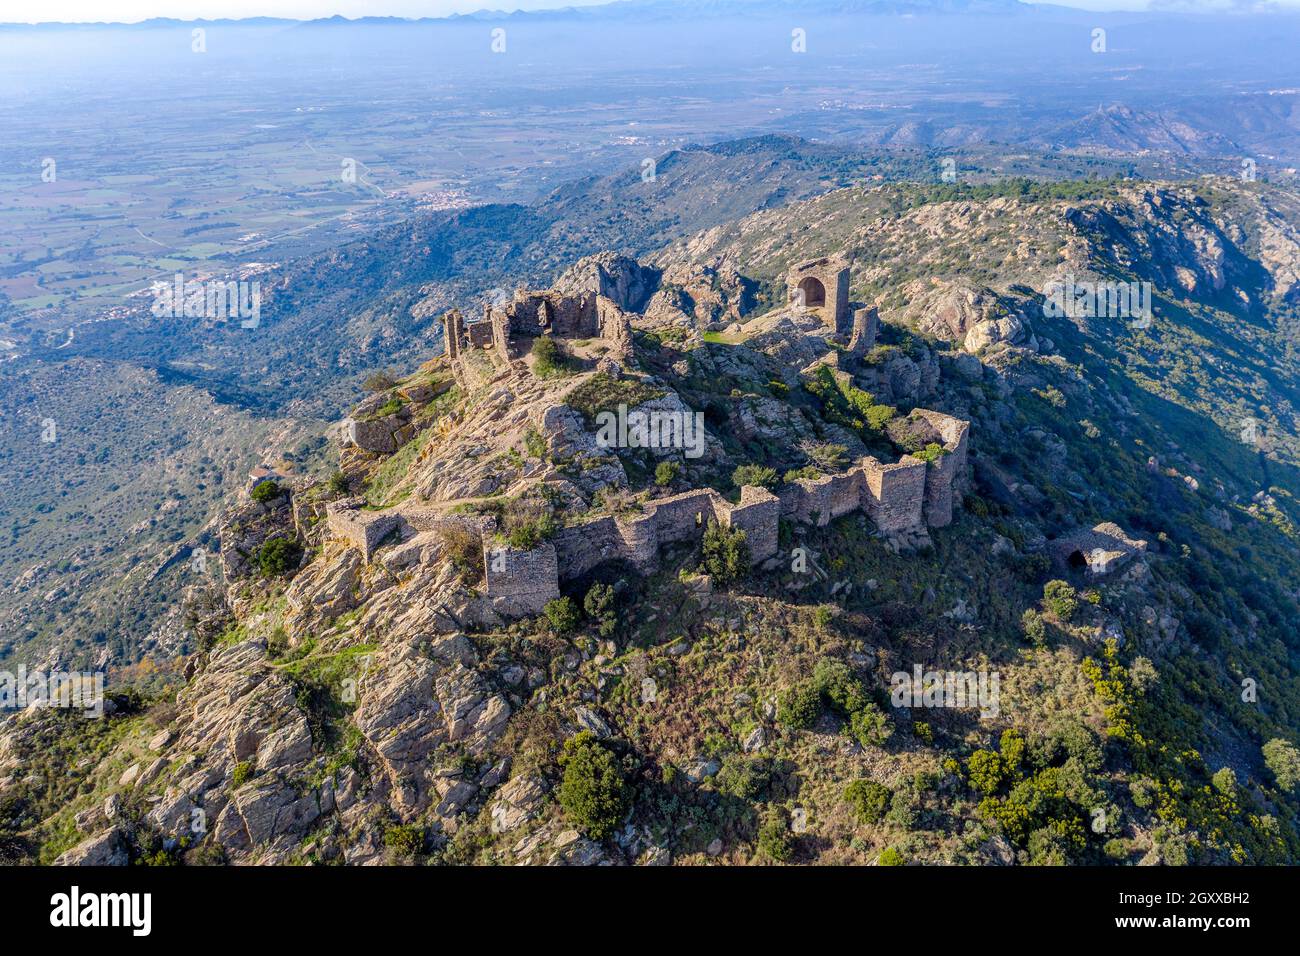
[[5, 176, 1300, 867]]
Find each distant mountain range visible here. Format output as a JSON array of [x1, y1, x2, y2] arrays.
[[2, 0, 1274, 30]]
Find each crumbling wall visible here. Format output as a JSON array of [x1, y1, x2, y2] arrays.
[[788, 255, 851, 334], [910, 410, 970, 528], [489, 301, 514, 363], [596, 296, 635, 364], [862, 457, 927, 533], [483, 540, 560, 616], [650, 489, 725, 544], [552, 516, 625, 581], [550, 488, 758, 583], [326, 502, 399, 561], [466, 323, 494, 349], [442, 309, 464, 361], [826, 470, 864, 521], [848, 306, 879, 357], [786, 473, 836, 526], [1048, 522, 1148, 577], [726, 486, 781, 562]]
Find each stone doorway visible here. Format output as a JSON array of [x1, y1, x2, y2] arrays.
[[797, 276, 826, 309]]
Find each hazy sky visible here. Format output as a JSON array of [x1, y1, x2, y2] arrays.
[[0, 0, 1293, 23]]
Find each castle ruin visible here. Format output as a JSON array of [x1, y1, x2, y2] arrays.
[[326, 403, 969, 617], [443, 288, 634, 386], [788, 255, 852, 336], [329, 253, 971, 618]]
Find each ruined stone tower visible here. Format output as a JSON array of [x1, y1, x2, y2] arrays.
[[848, 305, 879, 357], [788, 255, 851, 335]]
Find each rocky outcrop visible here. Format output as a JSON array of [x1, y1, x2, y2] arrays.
[[53, 827, 129, 866], [353, 636, 511, 819], [218, 492, 299, 583], [553, 252, 660, 313]]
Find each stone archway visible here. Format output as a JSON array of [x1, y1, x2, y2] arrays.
[[1068, 550, 1088, 570], [797, 276, 826, 309]]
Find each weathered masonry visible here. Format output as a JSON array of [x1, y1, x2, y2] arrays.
[[1048, 522, 1148, 577], [326, 407, 969, 617], [788, 255, 852, 335], [443, 288, 634, 385], [479, 409, 969, 616]]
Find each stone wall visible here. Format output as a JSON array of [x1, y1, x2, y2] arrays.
[[848, 306, 879, 357], [788, 255, 851, 335], [551, 488, 725, 582], [326, 501, 399, 561], [862, 457, 928, 533], [1048, 522, 1148, 577], [726, 486, 781, 562], [330, 409, 966, 616], [442, 309, 464, 361], [444, 288, 633, 371], [910, 409, 970, 528], [596, 296, 635, 364], [482, 540, 561, 615], [466, 323, 494, 349]]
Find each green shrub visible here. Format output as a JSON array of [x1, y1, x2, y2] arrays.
[[557, 732, 628, 840], [531, 337, 572, 378], [803, 442, 848, 471], [436, 524, 480, 582], [1021, 608, 1047, 646], [701, 521, 750, 583], [1026, 820, 1083, 865], [543, 597, 580, 634], [865, 404, 896, 432], [914, 442, 945, 463], [231, 760, 255, 788], [845, 779, 891, 825], [327, 470, 350, 495], [886, 785, 921, 828], [776, 683, 821, 730], [654, 461, 680, 487], [756, 810, 793, 862], [877, 847, 905, 866], [363, 371, 396, 392], [583, 583, 617, 637], [778, 659, 892, 746], [383, 824, 425, 858], [1042, 580, 1079, 622], [1211, 768, 1237, 795], [1263, 738, 1300, 792], [566, 373, 665, 427], [255, 537, 302, 577], [505, 512, 557, 550], [966, 750, 1006, 795], [732, 464, 778, 489], [523, 426, 548, 459], [715, 755, 771, 800], [814, 659, 891, 747], [250, 481, 281, 504], [1104, 838, 1132, 861], [1129, 777, 1157, 808], [848, 706, 892, 748]]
